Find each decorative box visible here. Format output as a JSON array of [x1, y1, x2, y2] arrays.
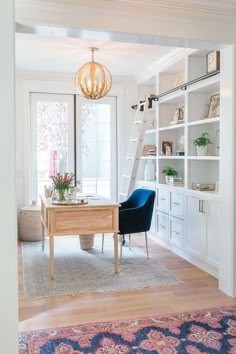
[[192, 183, 215, 191]]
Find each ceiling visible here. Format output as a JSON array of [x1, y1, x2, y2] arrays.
[[17, 0, 235, 78], [15, 33, 176, 78]]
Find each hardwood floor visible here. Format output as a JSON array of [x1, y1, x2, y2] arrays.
[[18, 235, 236, 332]]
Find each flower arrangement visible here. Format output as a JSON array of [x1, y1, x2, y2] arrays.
[[50, 172, 74, 201]]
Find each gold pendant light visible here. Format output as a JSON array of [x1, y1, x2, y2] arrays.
[[74, 47, 112, 100]]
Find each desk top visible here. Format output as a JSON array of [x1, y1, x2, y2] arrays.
[[40, 194, 120, 210]]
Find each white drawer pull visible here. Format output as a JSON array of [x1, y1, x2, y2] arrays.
[[160, 197, 166, 201], [160, 224, 166, 228], [173, 202, 180, 205], [173, 231, 180, 235]]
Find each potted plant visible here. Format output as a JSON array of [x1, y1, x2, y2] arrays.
[[193, 132, 212, 156], [162, 166, 178, 184]]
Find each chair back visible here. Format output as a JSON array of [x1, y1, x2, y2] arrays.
[[119, 188, 156, 234], [126, 188, 155, 209]]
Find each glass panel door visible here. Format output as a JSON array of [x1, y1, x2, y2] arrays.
[[76, 96, 117, 200], [30, 93, 75, 201]]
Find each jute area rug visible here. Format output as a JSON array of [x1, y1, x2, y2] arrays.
[[21, 235, 181, 299], [19, 306, 236, 353]]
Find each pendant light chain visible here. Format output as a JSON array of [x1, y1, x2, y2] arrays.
[[91, 48, 94, 62]]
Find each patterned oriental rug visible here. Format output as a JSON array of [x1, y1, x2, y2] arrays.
[[19, 306, 236, 354], [21, 236, 181, 299]]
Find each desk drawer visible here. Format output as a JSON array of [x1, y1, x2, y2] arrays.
[[169, 216, 184, 249], [157, 188, 169, 213], [170, 190, 184, 219], [157, 211, 169, 241], [51, 208, 114, 235]]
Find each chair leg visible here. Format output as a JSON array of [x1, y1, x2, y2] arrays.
[[145, 232, 149, 259], [119, 234, 123, 262], [101, 233, 104, 253], [129, 234, 131, 250], [122, 235, 125, 246]]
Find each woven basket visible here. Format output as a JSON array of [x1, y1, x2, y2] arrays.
[[79, 235, 94, 250], [18, 206, 41, 242]]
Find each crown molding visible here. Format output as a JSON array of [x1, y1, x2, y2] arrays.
[[107, 0, 236, 17], [16, 0, 236, 18], [135, 48, 195, 84]]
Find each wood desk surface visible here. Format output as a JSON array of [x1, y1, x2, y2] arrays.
[[41, 194, 120, 209]]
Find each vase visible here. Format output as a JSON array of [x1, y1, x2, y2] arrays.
[[196, 145, 207, 156], [144, 159, 155, 181], [165, 175, 174, 185], [56, 188, 68, 202]]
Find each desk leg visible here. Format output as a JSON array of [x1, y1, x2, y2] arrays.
[[49, 236, 54, 280], [114, 233, 119, 273], [41, 221, 45, 251]]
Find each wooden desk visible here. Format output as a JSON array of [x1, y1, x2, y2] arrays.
[[40, 195, 120, 279]]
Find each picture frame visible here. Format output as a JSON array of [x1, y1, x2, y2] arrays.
[[173, 107, 184, 122], [174, 72, 185, 88], [207, 51, 220, 74], [208, 94, 220, 118], [162, 141, 173, 156], [170, 107, 184, 125]]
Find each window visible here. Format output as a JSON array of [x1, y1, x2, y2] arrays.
[[30, 93, 75, 201], [30, 93, 117, 201], [77, 96, 117, 200]]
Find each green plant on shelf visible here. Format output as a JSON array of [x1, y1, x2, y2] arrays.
[[193, 132, 212, 147], [162, 166, 178, 176]]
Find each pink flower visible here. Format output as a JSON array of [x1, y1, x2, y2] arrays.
[[94, 337, 130, 354], [140, 330, 180, 353], [55, 343, 83, 354], [50, 172, 74, 190], [227, 320, 236, 336], [187, 324, 222, 350], [186, 345, 208, 353]]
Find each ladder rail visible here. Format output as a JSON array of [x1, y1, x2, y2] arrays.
[[119, 95, 152, 201]]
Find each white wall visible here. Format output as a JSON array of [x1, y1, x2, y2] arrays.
[[219, 45, 236, 296], [0, 1, 18, 353], [15, 71, 138, 207]]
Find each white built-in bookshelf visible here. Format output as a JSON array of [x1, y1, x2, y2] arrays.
[[135, 49, 221, 278]]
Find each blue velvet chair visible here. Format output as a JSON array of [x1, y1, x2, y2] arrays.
[[101, 188, 156, 259], [119, 188, 155, 259]]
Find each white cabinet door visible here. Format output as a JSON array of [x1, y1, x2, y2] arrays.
[[157, 211, 169, 241], [205, 200, 220, 267], [186, 196, 206, 259]]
